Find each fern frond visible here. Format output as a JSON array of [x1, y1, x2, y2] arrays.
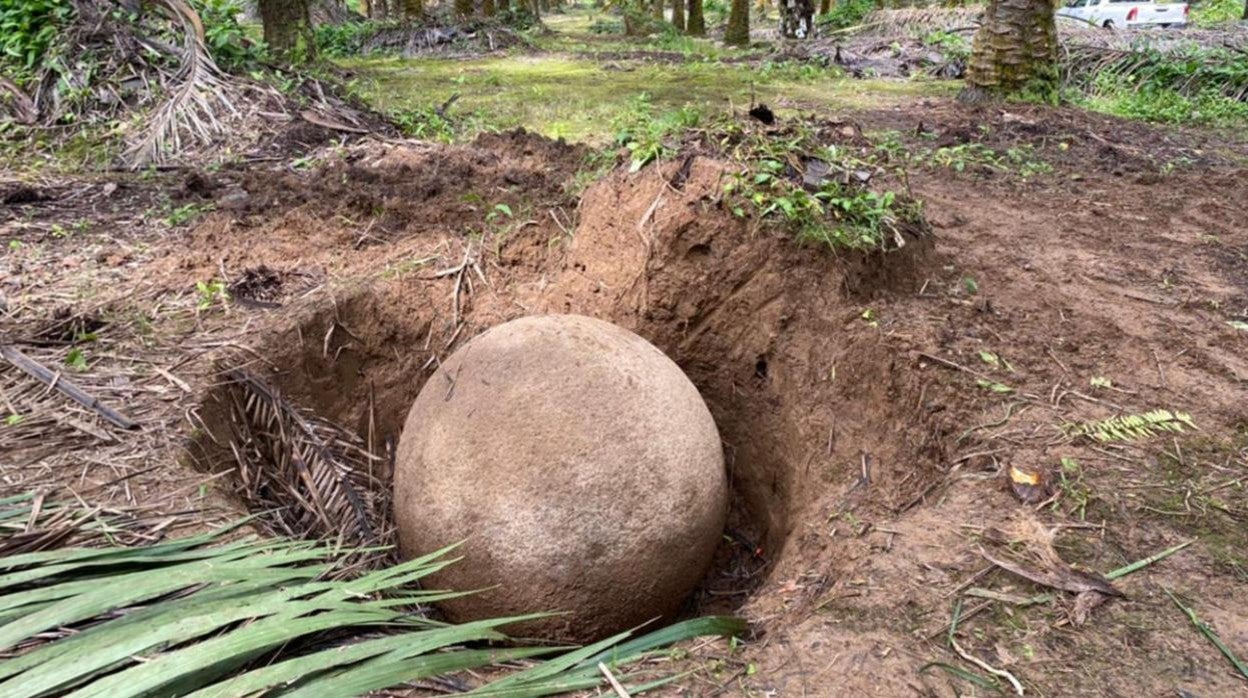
[[1066, 410, 1198, 443]]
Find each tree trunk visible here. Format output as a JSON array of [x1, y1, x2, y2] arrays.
[[724, 0, 749, 45], [1243, 0, 1247, 19], [310, 0, 359, 23], [455, 0, 474, 19], [259, 0, 315, 59], [778, 0, 813, 37], [964, 0, 1057, 100], [819, 0, 829, 14], [686, 0, 705, 33], [672, 0, 686, 31], [404, 0, 424, 20]]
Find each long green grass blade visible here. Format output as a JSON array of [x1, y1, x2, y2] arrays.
[[0, 547, 332, 651], [0, 519, 252, 572], [185, 615, 549, 698], [472, 616, 747, 696], [67, 608, 406, 698], [920, 662, 1002, 692], [0, 538, 259, 591], [1165, 588, 1248, 681], [469, 630, 632, 693], [279, 647, 561, 698], [577, 616, 747, 669], [0, 577, 331, 697]]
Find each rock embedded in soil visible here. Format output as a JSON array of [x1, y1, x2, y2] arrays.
[[394, 314, 727, 641]]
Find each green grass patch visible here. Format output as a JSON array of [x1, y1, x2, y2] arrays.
[[1077, 77, 1248, 128], [340, 53, 954, 144], [1190, 0, 1245, 26]]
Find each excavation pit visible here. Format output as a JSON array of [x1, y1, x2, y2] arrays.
[[188, 154, 951, 639]]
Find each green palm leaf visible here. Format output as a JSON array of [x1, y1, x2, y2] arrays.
[[0, 511, 746, 697]]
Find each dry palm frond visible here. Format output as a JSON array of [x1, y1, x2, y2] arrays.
[[122, 0, 240, 168], [858, 7, 983, 35], [217, 368, 393, 570], [0, 514, 746, 697], [1061, 42, 1248, 102], [0, 492, 172, 556]]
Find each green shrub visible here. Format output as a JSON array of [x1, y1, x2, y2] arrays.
[[610, 96, 702, 171], [1082, 71, 1248, 127], [190, 0, 266, 70], [0, 0, 72, 80], [588, 17, 625, 34], [496, 6, 539, 30], [1189, 0, 1243, 26], [922, 29, 970, 60], [314, 20, 386, 58], [816, 0, 875, 31]]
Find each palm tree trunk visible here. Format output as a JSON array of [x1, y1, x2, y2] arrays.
[[686, 0, 706, 34], [724, 0, 749, 45], [779, 0, 814, 38], [259, 0, 316, 58], [964, 0, 1057, 100]]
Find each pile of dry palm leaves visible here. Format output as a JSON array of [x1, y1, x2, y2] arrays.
[[1061, 36, 1248, 101], [0, 491, 178, 555], [204, 368, 395, 571], [0, 0, 388, 169], [361, 20, 531, 57]]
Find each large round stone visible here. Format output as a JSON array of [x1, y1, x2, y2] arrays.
[[394, 314, 727, 641]]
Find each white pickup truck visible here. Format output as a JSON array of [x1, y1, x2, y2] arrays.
[[1058, 0, 1189, 28]]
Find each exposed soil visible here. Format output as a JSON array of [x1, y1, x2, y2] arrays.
[[4, 99, 1248, 696]]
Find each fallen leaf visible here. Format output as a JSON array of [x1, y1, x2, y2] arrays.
[[981, 548, 1123, 597], [1009, 464, 1051, 504]]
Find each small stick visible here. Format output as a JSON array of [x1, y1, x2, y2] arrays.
[[599, 662, 632, 698], [950, 633, 1024, 695], [153, 366, 191, 393], [1065, 389, 1125, 412], [0, 345, 137, 430], [1045, 346, 1068, 374], [945, 565, 996, 598], [916, 352, 994, 382]]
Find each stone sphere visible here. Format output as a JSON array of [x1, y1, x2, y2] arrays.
[[393, 314, 727, 641]]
